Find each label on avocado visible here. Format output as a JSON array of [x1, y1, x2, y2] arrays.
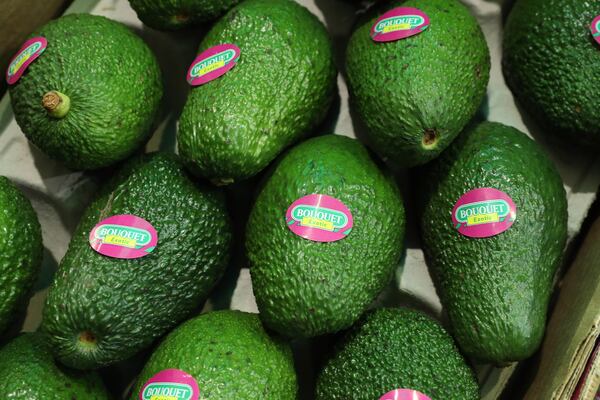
[[371, 7, 430, 42], [89, 214, 158, 259], [379, 389, 432, 400], [285, 194, 353, 242], [186, 44, 240, 86], [591, 15, 600, 45], [139, 369, 199, 400], [6, 37, 47, 85], [452, 188, 517, 238]]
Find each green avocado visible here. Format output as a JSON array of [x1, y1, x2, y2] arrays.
[[41, 153, 232, 370], [128, 0, 241, 30], [503, 0, 600, 146], [346, 0, 490, 167], [246, 135, 405, 338], [0, 177, 43, 335], [131, 310, 298, 399], [419, 122, 567, 364], [178, 0, 336, 185], [316, 308, 479, 400], [0, 333, 110, 399], [9, 14, 163, 170]]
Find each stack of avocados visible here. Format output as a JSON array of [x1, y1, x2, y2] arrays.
[[1, 0, 597, 398]]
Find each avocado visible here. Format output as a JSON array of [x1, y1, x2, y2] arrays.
[[131, 310, 298, 399], [346, 0, 490, 167], [419, 121, 567, 363], [0, 333, 110, 399], [41, 153, 232, 369], [503, 0, 600, 146], [316, 308, 479, 400], [0, 177, 43, 335], [178, 0, 336, 185], [128, 0, 241, 30], [9, 14, 163, 170], [246, 135, 405, 338]]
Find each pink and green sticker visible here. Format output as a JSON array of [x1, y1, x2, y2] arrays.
[[187, 44, 240, 86], [592, 15, 600, 45], [286, 194, 353, 243], [379, 388, 432, 400], [139, 369, 200, 400], [452, 188, 517, 239], [6, 37, 47, 85], [371, 7, 430, 42], [89, 214, 158, 259]]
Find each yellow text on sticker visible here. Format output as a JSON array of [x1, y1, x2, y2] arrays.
[[104, 235, 137, 248], [468, 213, 499, 226], [383, 23, 411, 32], [150, 396, 178, 400], [301, 216, 334, 231], [199, 60, 225, 76]]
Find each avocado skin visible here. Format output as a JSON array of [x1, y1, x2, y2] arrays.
[[316, 308, 479, 400], [9, 14, 163, 170], [419, 122, 567, 363], [41, 153, 232, 370], [0, 333, 110, 399], [503, 0, 600, 146], [346, 0, 490, 167], [129, 0, 241, 30], [246, 135, 405, 338], [0, 177, 43, 335], [178, 0, 336, 184], [131, 310, 298, 399]]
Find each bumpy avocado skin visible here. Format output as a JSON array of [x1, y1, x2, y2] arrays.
[[503, 0, 600, 146], [178, 0, 336, 185], [316, 308, 479, 400], [129, 0, 241, 30], [0, 333, 110, 399], [41, 153, 232, 370], [0, 177, 43, 335], [130, 310, 298, 399], [246, 135, 405, 338], [346, 0, 490, 167], [9, 14, 163, 170], [419, 122, 567, 364]]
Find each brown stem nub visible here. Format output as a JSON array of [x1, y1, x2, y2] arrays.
[[78, 330, 97, 346], [42, 91, 70, 119], [422, 128, 439, 148], [173, 13, 190, 23]]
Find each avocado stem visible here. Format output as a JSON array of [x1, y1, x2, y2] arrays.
[[42, 91, 70, 119], [422, 128, 439, 149], [211, 177, 235, 186], [78, 330, 97, 346]]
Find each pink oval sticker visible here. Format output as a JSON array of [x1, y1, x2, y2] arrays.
[[6, 37, 47, 85], [187, 44, 240, 86], [89, 214, 158, 259], [139, 369, 200, 400], [371, 7, 430, 42], [379, 389, 431, 400], [285, 194, 353, 243], [452, 188, 517, 238], [592, 15, 600, 45]]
